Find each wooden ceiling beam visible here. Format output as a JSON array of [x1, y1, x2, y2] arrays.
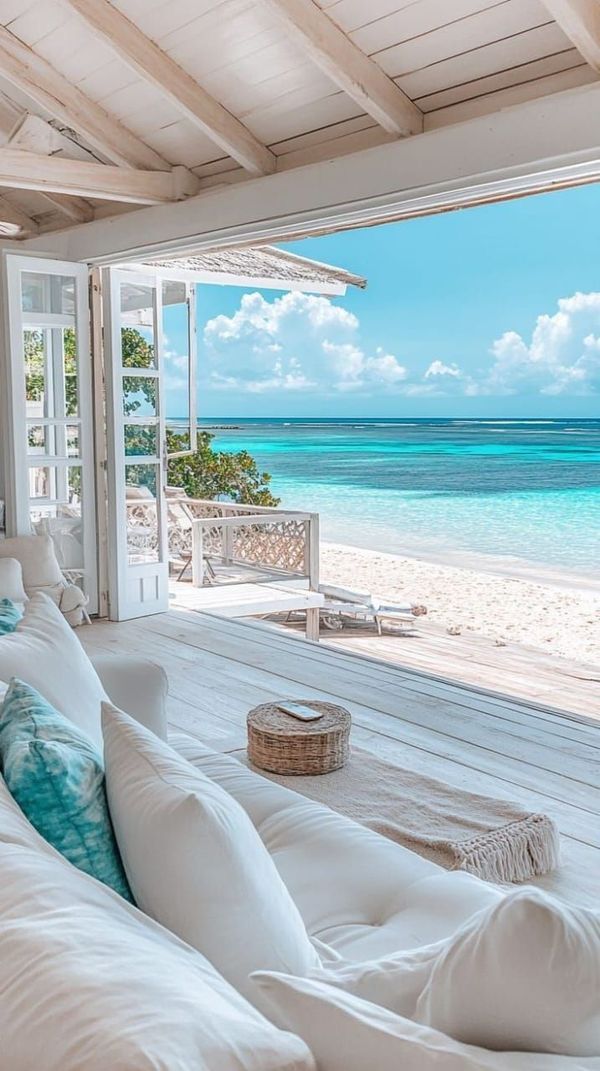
[[0, 194, 38, 235], [541, 0, 600, 70], [262, 0, 423, 137], [0, 24, 170, 170], [39, 192, 95, 223], [7, 115, 94, 224], [0, 149, 187, 203], [60, 0, 277, 176]]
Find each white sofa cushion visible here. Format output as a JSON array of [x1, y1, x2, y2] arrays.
[[416, 888, 600, 1057], [172, 733, 501, 962], [0, 535, 64, 596], [0, 836, 314, 1071], [0, 558, 27, 608], [304, 938, 447, 1019], [0, 593, 106, 750], [103, 705, 321, 1003], [253, 972, 589, 1071]]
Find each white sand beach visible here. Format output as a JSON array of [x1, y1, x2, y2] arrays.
[[320, 542, 600, 667]]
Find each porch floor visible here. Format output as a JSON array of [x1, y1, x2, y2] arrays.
[[81, 609, 600, 909]]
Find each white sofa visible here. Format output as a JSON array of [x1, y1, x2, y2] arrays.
[[94, 665, 597, 1070], [1, 649, 595, 1069]]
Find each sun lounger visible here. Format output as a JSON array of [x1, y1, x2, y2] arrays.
[[318, 584, 426, 635]]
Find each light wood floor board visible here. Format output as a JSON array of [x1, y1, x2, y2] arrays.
[[81, 609, 600, 908]]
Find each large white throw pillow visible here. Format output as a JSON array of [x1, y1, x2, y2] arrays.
[[252, 972, 583, 1071], [0, 535, 64, 594], [416, 887, 600, 1057], [0, 593, 106, 749], [0, 558, 27, 608], [0, 838, 314, 1071], [102, 703, 321, 1002]]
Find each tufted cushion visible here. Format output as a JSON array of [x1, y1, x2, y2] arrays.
[[172, 734, 501, 962]]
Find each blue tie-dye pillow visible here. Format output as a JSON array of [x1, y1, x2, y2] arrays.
[[0, 598, 22, 634], [0, 678, 132, 900]]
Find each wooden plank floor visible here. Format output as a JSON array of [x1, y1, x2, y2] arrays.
[[278, 616, 599, 720], [81, 609, 600, 909]]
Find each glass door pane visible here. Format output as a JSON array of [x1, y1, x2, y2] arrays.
[[2, 255, 97, 613], [162, 278, 196, 457]]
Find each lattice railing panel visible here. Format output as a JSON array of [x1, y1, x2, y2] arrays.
[[230, 520, 306, 572]]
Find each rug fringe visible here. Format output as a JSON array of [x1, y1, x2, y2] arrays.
[[453, 814, 561, 883]]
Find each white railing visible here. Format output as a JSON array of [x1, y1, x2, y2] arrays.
[[157, 495, 317, 588]]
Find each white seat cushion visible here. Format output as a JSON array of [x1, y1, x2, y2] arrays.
[[172, 733, 500, 962], [253, 972, 585, 1071], [0, 593, 106, 750], [103, 706, 320, 1004]]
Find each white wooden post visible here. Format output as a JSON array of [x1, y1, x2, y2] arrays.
[[305, 607, 320, 642], [191, 519, 204, 587], [224, 523, 234, 564], [306, 512, 320, 590]]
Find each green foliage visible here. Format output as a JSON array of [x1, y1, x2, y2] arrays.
[[121, 327, 157, 416], [25, 328, 77, 415], [167, 431, 279, 506]]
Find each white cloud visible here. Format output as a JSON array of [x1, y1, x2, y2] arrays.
[[425, 360, 461, 378], [200, 287, 600, 400], [482, 291, 600, 396], [321, 342, 406, 391], [203, 290, 404, 395], [204, 290, 357, 346]]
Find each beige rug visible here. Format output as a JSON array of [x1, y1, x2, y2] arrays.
[[234, 748, 560, 884]]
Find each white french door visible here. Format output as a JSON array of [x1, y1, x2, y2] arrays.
[[103, 269, 169, 620], [1, 254, 98, 613], [103, 268, 197, 620]]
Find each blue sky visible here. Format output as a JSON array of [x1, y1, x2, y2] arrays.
[[164, 182, 600, 419]]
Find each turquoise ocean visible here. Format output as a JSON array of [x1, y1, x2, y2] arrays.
[[203, 419, 600, 586]]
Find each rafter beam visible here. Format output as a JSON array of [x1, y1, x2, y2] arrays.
[[541, 0, 600, 70], [0, 24, 170, 170], [60, 0, 277, 176], [0, 149, 188, 203], [262, 0, 423, 136], [0, 194, 38, 235], [7, 114, 94, 223], [40, 192, 95, 223]]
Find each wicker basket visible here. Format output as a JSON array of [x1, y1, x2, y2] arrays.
[[247, 700, 351, 775]]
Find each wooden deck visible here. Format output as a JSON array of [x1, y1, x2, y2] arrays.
[[289, 618, 600, 720], [81, 609, 600, 910]]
